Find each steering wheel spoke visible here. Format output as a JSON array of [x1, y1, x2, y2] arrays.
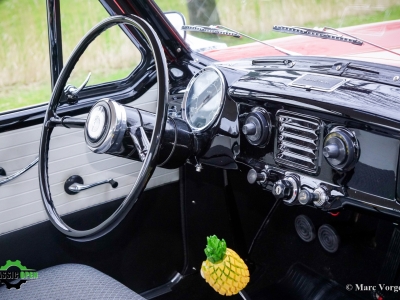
[[47, 116, 86, 128]]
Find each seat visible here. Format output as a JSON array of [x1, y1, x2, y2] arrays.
[[0, 263, 146, 300]]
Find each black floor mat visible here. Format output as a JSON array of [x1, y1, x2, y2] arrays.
[[156, 273, 243, 300], [251, 263, 363, 300]]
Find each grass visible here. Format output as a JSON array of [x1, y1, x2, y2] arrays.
[[0, 0, 399, 112]]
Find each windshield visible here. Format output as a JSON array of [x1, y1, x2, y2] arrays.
[[157, 0, 400, 66]]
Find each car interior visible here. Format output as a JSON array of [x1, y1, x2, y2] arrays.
[[0, 1, 400, 300]]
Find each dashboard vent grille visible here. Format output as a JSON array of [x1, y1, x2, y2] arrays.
[[275, 111, 322, 174]]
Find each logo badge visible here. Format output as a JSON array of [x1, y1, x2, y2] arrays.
[[0, 260, 38, 289]]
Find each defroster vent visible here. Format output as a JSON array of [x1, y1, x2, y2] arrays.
[[275, 110, 323, 174]]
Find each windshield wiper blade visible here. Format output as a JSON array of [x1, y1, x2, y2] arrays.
[[182, 25, 241, 38], [273, 25, 400, 58], [273, 25, 363, 45], [182, 24, 300, 56]]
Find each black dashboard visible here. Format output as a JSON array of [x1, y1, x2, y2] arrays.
[[178, 56, 400, 218]]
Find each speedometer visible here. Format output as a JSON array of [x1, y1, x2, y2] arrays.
[[183, 66, 225, 132]]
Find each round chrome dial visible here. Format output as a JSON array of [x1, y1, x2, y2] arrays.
[[183, 66, 225, 132]]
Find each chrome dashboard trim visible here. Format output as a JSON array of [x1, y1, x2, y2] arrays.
[[275, 110, 323, 175]]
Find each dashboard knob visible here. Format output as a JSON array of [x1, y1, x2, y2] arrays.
[[323, 127, 359, 171], [298, 189, 318, 205], [322, 144, 340, 158], [272, 180, 293, 200], [242, 107, 271, 146], [313, 187, 329, 207], [242, 123, 257, 135], [247, 169, 266, 184]]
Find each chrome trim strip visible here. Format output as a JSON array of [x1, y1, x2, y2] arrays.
[[0, 157, 39, 186]]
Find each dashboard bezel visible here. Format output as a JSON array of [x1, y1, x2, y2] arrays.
[[182, 65, 226, 133]]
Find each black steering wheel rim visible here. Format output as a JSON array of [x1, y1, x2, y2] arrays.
[[38, 15, 169, 242]]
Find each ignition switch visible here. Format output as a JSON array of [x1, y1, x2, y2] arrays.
[[272, 175, 299, 204]]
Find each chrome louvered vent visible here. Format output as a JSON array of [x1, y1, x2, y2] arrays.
[[275, 111, 323, 174]]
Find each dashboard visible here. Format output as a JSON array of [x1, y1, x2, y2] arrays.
[[178, 56, 400, 218]]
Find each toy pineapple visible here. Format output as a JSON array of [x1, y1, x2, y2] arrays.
[[201, 235, 250, 296]]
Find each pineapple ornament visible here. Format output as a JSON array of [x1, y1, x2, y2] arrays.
[[201, 235, 250, 296]]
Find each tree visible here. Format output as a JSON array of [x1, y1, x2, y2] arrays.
[[187, 0, 221, 26]]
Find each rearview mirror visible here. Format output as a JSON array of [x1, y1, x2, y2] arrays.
[[164, 11, 186, 39]]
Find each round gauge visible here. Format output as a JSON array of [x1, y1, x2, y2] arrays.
[[87, 105, 107, 141], [183, 66, 225, 131]]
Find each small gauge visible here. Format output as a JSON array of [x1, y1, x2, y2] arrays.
[[183, 66, 225, 132]]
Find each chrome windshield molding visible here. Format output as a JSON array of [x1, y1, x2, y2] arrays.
[[0, 157, 39, 186]]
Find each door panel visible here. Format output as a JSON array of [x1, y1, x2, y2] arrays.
[[0, 84, 178, 235]]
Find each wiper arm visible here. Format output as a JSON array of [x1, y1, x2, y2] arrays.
[[273, 25, 400, 58], [323, 26, 400, 58], [182, 25, 300, 56]]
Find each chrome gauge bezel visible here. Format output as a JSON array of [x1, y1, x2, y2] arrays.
[[84, 98, 127, 154], [182, 66, 226, 132]]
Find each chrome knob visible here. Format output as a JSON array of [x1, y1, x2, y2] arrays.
[[247, 169, 266, 184], [313, 187, 329, 207], [242, 123, 257, 135], [323, 144, 340, 158], [323, 127, 359, 171], [298, 189, 318, 205]]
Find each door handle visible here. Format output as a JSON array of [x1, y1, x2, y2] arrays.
[[0, 157, 39, 186], [64, 175, 118, 195]]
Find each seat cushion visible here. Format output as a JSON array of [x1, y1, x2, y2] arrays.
[[0, 263, 146, 300]]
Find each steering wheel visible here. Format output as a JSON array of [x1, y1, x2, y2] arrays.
[[38, 15, 168, 242]]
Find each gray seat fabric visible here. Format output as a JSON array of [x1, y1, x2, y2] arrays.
[[0, 263, 146, 300]]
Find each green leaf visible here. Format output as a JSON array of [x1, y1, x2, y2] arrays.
[[204, 235, 227, 264]]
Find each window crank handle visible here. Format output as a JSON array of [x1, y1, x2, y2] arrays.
[[64, 175, 118, 195]]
